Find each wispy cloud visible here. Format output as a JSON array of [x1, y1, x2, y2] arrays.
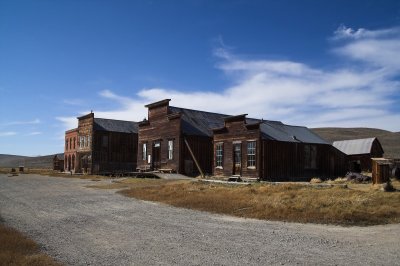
[[26, 131, 42, 136], [56, 26, 400, 132], [0, 131, 17, 137], [1, 119, 40, 126], [63, 99, 85, 106]]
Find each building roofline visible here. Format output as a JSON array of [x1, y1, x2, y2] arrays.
[[65, 128, 78, 133], [145, 99, 171, 108], [77, 112, 94, 120]]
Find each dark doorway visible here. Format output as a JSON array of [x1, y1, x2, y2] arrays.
[[233, 143, 242, 175], [153, 142, 161, 170], [351, 161, 361, 173]]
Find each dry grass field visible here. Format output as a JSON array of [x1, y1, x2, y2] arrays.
[[0, 220, 60, 266], [105, 178, 400, 226]]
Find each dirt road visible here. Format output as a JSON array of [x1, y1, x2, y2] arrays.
[[0, 174, 399, 265]]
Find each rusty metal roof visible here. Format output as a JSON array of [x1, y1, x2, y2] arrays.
[[260, 122, 328, 144], [332, 138, 376, 155], [94, 118, 138, 134]]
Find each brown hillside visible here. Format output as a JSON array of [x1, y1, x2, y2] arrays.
[[311, 127, 400, 158], [0, 154, 62, 168]]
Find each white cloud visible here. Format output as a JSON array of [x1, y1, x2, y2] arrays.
[[0, 119, 40, 126], [0, 131, 17, 137], [333, 25, 399, 40], [26, 131, 42, 136], [63, 99, 85, 106], [56, 26, 400, 132]]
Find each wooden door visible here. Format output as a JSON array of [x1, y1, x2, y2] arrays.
[[233, 143, 241, 175], [153, 142, 161, 170]]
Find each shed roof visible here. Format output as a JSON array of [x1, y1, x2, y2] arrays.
[[260, 121, 328, 144], [93, 118, 138, 134], [169, 106, 229, 137], [332, 138, 377, 155], [54, 154, 64, 160]]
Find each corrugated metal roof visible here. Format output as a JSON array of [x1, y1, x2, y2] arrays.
[[260, 122, 328, 144], [332, 138, 376, 155], [94, 118, 138, 134], [169, 106, 229, 137]]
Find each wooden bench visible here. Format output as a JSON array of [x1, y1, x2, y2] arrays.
[[159, 168, 173, 173]]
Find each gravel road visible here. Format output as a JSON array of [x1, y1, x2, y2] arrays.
[[0, 174, 399, 265]]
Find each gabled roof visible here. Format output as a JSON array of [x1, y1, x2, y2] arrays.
[[169, 106, 229, 137], [93, 118, 138, 134], [260, 121, 328, 144], [332, 138, 378, 155], [54, 154, 64, 160]]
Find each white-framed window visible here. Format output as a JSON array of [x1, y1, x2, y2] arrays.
[[247, 141, 256, 168], [304, 145, 317, 169], [168, 140, 173, 160], [142, 143, 147, 160], [79, 136, 84, 148], [216, 142, 223, 168], [87, 136, 91, 148]]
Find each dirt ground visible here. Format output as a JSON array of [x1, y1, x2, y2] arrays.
[[0, 174, 399, 265]]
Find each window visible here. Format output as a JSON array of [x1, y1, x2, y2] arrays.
[[102, 135, 108, 148], [216, 143, 223, 168], [73, 137, 76, 149], [142, 143, 147, 160], [69, 138, 72, 150], [168, 140, 173, 160], [304, 145, 317, 169], [247, 141, 256, 168], [65, 139, 68, 150], [87, 136, 91, 148]]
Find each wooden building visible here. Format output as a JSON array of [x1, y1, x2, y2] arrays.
[[213, 114, 347, 181], [137, 99, 229, 176], [64, 128, 78, 172], [53, 154, 64, 171], [65, 112, 138, 174], [371, 158, 391, 184], [333, 138, 384, 172]]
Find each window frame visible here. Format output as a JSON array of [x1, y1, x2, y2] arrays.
[[247, 141, 256, 169], [167, 140, 173, 160], [142, 143, 147, 161], [215, 142, 223, 169]]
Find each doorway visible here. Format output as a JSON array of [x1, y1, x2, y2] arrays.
[[153, 142, 161, 170], [233, 143, 241, 175]]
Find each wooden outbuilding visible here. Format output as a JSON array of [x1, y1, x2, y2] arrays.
[[213, 114, 347, 181], [371, 158, 391, 184], [333, 138, 384, 172], [53, 154, 64, 171], [137, 99, 228, 176]]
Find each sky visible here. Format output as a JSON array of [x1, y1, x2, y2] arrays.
[[1, 0, 400, 156]]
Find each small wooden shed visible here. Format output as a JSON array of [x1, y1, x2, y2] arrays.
[[371, 158, 391, 184]]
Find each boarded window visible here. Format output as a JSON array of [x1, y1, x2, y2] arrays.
[[102, 135, 108, 148], [216, 143, 223, 168], [73, 137, 76, 149], [66, 139, 68, 150], [142, 143, 147, 160], [247, 141, 256, 168], [168, 140, 173, 160], [305, 145, 317, 169]]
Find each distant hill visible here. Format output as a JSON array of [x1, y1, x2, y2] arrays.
[[311, 127, 400, 159], [0, 153, 63, 169]]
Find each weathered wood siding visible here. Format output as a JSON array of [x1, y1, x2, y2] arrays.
[[92, 131, 137, 173], [138, 103, 181, 172], [261, 140, 347, 181], [182, 135, 213, 176], [213, 119, 260, 178]]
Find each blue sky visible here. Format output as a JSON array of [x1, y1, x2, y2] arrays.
[[1, 0, 400, 156]]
